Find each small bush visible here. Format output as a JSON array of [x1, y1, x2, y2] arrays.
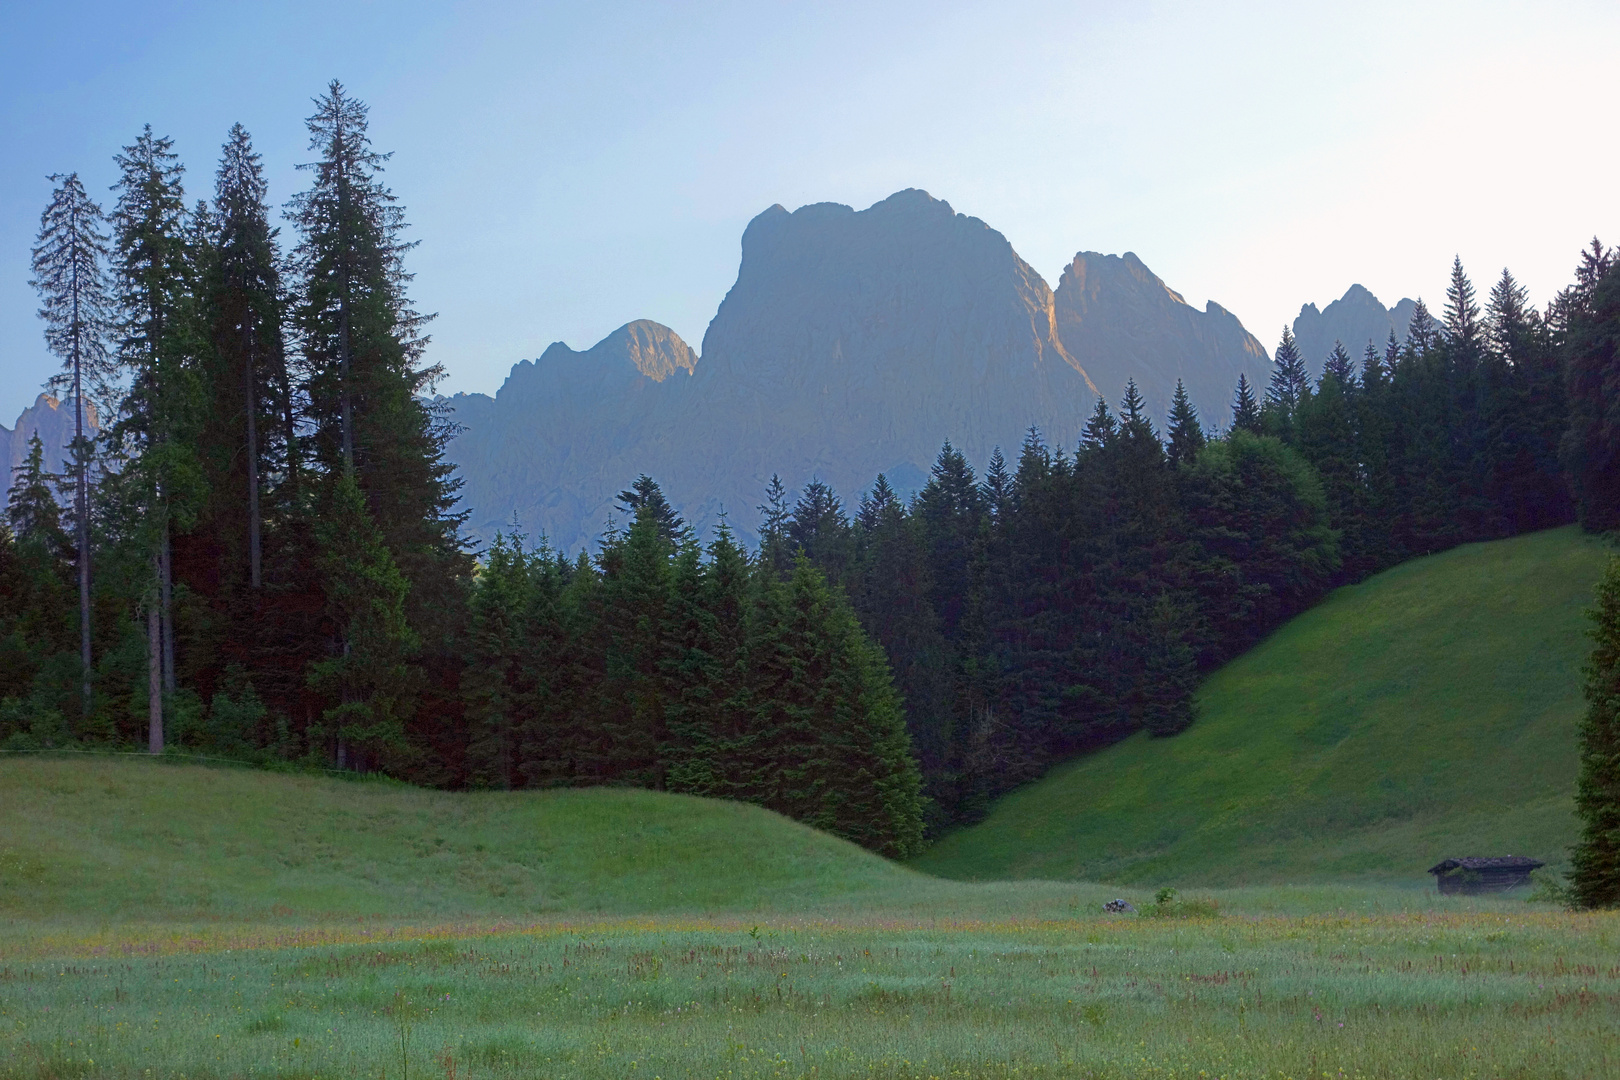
[[1525, 868, 1576, 908], [1141, 888, 1220, 919]]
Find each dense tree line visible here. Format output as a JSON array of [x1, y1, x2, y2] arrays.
[[750, 250, 1614, 830], [0, 84, 926, 857], [4, 84, 1620, 856]]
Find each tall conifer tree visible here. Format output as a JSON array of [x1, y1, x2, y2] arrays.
[[108, 126, 202, 705], [207, 124, 290, 591], [288, 82, 469, 758], [30, 172, 113, 722], [1444, 256, 1482, 357]]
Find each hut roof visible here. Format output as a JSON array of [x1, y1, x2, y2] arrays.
[[1427, 856, 1544, 874]]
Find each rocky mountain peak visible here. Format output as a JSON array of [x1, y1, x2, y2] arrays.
[[1051, 251, 1270, 422], [1, 393, 100, 502], [1292, 285, 1422, 371], [447, 190, 1281, 549]]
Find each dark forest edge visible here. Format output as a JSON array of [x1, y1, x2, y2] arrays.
[[4, 84, 1620, 869]]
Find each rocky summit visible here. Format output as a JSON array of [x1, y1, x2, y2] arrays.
[[0, 394, 97, 503], [1292, 284, 1423, 371], [445, 190, 1274, 550], [1052, 250, 1269, 422]]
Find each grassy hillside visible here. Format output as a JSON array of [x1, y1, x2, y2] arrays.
[[0, 757, 947, 919], [916, 525, 1613, 886]]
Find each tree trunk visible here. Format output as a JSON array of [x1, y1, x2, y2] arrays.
[[160, 519, 175, 694], [147, 589, 163, 754], [73, 339, 91, 728], [339, 308, 353, 474], [245, 320, 262, 589], [76, 424, 91, 724]]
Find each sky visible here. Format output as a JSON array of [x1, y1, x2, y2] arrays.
[[2, 0, 1617, 426]]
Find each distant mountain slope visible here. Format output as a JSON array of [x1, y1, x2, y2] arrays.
[[913, 526, 1606, 886], [0, 394, 97, 504], [449, 320, 698, 543], [648, 190, 1101, 546], [444, 190, 1271, 549], [1292, 284, 1421, 372], [1052, 251, 1270, 422]]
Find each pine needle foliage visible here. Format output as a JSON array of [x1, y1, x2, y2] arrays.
[[1573, 555, 1620, 908]]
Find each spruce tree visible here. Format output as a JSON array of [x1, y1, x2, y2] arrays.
[[617, 474, 689, 545], [464, 533, 531, 788], [1166, 379, 1205, 467], [1265, 327, 1309, 433], [1559, 242, 1620, 531], [288, 82, 469, 758], [1080, 397, 1118, 452], [7, 435, 70, 559], [288, 81, 466, 626], [658, 530, 724, 795], [980, 448, 1012, 521], [30, 172, 113, 722], [306, 472, 420, 771], [742, 557, 924, 856], [595, 501, 676, 786], [1323, 341, 1356, 389], [1572, 556, 1620, 908], [1444, 256, 1482, 359], [1486, 268, 1532, 363], [108, 124, 205, 714], [206, 123, 290, 591], [789, 479, 852, 582], [1231, 373, 1261, 434], [757, 473, 792, 576], [1406, 298, 1438, 353], [2, 436, 76, 708]]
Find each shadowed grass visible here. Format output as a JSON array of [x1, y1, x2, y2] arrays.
[[916, 526, 1612, 887], [0, 756, 954, 921], [2, 909, 1616, 1079]]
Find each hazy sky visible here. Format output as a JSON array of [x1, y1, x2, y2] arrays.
[[2, 0, 1617, 425]]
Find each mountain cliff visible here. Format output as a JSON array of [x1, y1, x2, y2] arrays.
[[1292, 284, 1421, 371], [1, 394, 97, 504], [1051, 251, 1270, 421], [449, 320, 698, 543], [444, 190, 1274, 550]]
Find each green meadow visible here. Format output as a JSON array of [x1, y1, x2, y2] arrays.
[[918, 526, 1612, 886], [2, 526, 1617, 1078]]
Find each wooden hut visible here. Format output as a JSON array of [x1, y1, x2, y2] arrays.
[[1427, 856, 1544, 895]]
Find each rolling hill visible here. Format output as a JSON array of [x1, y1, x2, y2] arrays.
[[0, 759, 938, 919], [914, 526, 1612, 886]]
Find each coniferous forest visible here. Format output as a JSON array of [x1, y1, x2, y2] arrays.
[[5, 84, 1620, 856]]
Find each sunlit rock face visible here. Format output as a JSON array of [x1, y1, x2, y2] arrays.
[[1, 394, 98, 504], [653, 189, 1099, 545], [1052, 251, 1271, 422], [444, 190, 1273, 551], [447, 320, 699, 547], [1292, 284, 1422, 372]]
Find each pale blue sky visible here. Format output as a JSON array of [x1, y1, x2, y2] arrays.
[[3, 0, 1617, 425]]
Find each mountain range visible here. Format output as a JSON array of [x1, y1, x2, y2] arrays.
[[3, 192, 1430, 555], [446, 189, 1272, 549]]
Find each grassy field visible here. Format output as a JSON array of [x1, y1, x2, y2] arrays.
[[3, 903, 1617, 1079], [917, 526, 1613, 887], [2, 759, 1618, 1079]]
